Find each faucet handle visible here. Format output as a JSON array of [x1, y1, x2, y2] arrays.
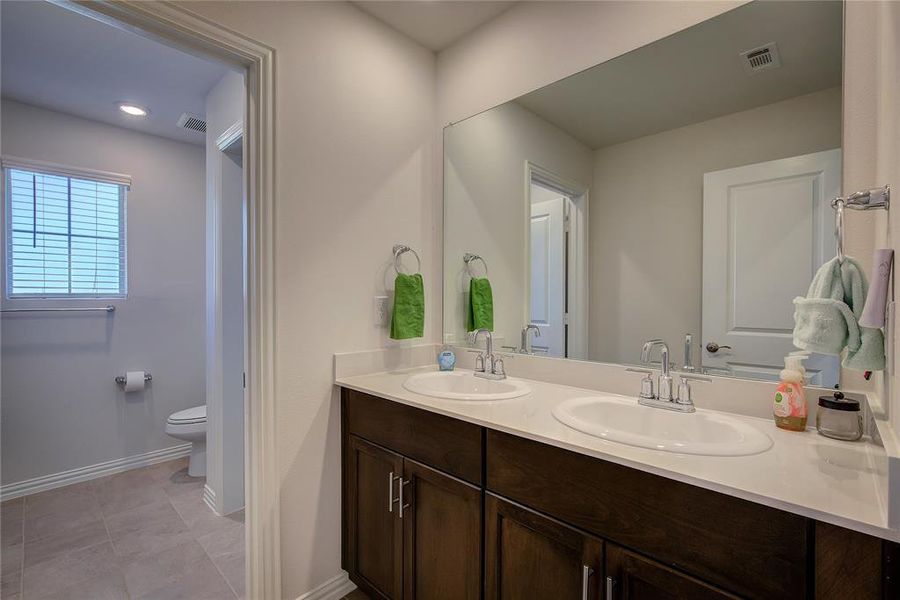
[[493, 356, 507, 377], [676, 373, 710, 405], [626, 368, 655, 399], [467, 349, 485, 372]]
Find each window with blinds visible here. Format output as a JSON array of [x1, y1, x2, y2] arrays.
[[5, 167, 127, 298]]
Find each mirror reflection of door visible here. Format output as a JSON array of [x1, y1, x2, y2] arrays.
[[701, 149, 841, 387], [530, 182, 568, 356]]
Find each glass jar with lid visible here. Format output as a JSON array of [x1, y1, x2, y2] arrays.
[[816, 391, 863, 441]]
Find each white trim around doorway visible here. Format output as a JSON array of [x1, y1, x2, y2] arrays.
[[56, 2, 280, 598]]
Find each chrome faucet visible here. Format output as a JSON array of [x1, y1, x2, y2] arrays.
[[635, 339, 710, 412], [641, 339, 673, 401], [520, 324, 541, 354], [682, 333, 695, 372], [470, 329, 506, 380]]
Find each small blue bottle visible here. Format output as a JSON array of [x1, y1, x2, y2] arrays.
[[438, 345, 456, 371]]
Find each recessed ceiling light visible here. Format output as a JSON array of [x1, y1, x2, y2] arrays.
[[118, 103, 149, 117]]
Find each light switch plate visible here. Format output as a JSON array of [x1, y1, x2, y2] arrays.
[[374, 296, 389, 326]]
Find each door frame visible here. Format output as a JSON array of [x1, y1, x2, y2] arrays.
[[58, 2, 279, 598], [524, 161, 589, 359]]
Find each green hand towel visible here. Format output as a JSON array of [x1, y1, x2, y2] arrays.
[[467, 277, 494, 332], [390, 273, 424, 340], [793, 256, 885, 371]]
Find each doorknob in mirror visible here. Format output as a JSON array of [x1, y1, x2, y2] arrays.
[[706, 342, 732, 353]]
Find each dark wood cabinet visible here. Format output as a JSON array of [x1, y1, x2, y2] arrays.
[[485, 493, 603, 600], [605, 543, 738, 600], [345, 436, 404, 599], [342, 387, 899, 600], [403, 459, 481, 600], [486, 429, 806, 599], [344, 432, 481, 600]]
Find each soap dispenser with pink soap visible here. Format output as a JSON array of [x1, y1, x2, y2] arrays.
[[774, 352, 809, 431]]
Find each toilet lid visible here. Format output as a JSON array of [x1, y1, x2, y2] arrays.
[[168, 405, 206, 424]]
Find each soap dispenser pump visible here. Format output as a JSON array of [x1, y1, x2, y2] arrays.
[[774, 353, 808, 431]]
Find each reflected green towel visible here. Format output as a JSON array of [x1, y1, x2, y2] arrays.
[[467, 277, 494, 331], [391, 273, 424, 340]]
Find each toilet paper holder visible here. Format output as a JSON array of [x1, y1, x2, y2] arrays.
[[115, 372, 153, 386]]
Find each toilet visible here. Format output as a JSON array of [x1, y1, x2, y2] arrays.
[[165, 405, 207, 477]]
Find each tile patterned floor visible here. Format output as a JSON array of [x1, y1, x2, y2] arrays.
[[0, 458, 244, 600]]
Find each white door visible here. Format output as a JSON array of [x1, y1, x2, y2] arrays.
[[702, 149, 841, 386], [530, 197, 566, 356]]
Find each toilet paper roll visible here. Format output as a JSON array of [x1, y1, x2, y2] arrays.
[[124, 371, 147, 392]]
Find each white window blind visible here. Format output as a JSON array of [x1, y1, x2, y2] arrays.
[[5, 167, 127, 298]]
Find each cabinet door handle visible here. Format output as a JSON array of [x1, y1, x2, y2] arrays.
[[581, 565, 593, 600], [388, 471, 400, 512], [398, 478, 410, 518], [605, 576, 616, 599]]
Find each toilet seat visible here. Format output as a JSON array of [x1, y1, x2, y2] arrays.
[[167, 405, 206, 425]]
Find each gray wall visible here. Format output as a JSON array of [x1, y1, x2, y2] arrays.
[[589, 86, 843, 365], [1, 99, 206, 485]]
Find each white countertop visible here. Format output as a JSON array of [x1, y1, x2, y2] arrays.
[[336, 366, 898, 542]]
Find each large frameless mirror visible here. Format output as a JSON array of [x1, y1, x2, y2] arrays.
[[443, 0, 844, 386]]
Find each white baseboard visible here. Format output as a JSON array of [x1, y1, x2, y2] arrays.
[[0, 443, 192, 501], [296, 571, 356, 600], [203, 483, 220, 515]]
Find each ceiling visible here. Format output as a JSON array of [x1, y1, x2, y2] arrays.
[[353, 1, 516, 51], [1, 0, 231, 146], [515, 0, 843, 150]]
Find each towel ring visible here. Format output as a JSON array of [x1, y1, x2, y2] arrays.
[[830, 185, 890, 264], [393, 244, 421, 275], [464, 253, 488, 278]]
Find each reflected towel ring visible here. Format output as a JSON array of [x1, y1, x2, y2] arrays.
[[393, 244, 421, 274], [834, 198, 845, 263], [464, 253, 488, 278]]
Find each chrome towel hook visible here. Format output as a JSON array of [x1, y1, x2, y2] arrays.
[[831, 185, 890, 264], [392, 244, 421, 275], [463, 253, 488, 278]]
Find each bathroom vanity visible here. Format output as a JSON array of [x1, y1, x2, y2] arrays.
[[340, 1, 900, 597], [338, 368, 900, 600]]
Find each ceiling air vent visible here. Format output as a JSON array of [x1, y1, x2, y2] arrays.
[[177, 113, 206, 133], [740, 42, 781, 74]]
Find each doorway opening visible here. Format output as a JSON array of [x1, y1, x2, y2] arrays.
[[526, 162, 589, 360], [0, 1, 275, 597]]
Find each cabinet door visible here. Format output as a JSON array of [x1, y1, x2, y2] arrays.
[[346, 436, 404, 599], [485, 494, 603, 600], [605, 543, 738, 600], [402, 459, 481, 600]]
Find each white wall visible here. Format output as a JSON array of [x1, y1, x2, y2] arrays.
[[204, 70, 245, 515], [443, 102, 592, 348], [177, 2, 437, 597], [590, 87, 842, 365], [843, 1, 900, 424], [0, 100, 205, 485]]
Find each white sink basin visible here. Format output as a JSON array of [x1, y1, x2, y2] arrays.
[[403, 371, 531, 401], [552, 396, 772, 456]]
